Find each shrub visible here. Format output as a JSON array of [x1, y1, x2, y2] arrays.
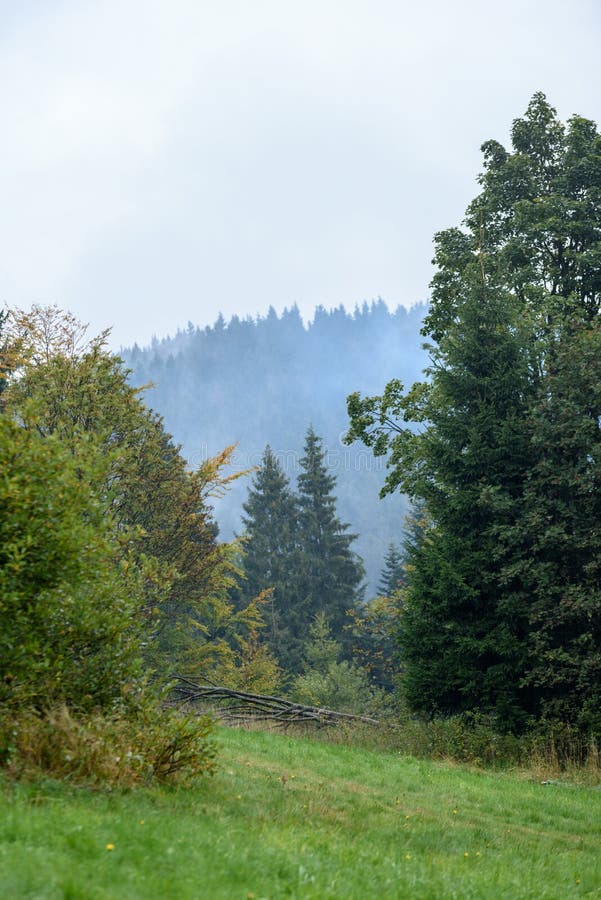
[[290, 661, 385, 716], [0, 704, 216, 787], [290, 613, 392, 717], [0, 416, 145, 712]]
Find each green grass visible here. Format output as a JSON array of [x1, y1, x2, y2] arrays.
[[1, 726, 601, 899]]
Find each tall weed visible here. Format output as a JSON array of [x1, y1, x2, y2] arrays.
[[0, 704, 216, 787]]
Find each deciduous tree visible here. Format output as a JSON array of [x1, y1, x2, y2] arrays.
[[0, 416, 145, 710], [4, 305, 271, 683], [347, 94, 601, 733]]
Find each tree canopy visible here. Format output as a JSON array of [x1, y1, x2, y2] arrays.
[[346, 94, 601, 734], [2, 305, 277, 694]]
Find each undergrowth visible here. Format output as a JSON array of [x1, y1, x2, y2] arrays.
[[2, 726, 601, 899], [260, 712, 601, 784], [0, 704, 217, 787]]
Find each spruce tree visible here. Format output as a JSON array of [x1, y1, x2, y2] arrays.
[[378, 543, 406, 596], [297, 427, 364, 653], [239, 446, 303, 670]]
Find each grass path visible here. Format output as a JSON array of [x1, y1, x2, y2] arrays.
[[1, 726, 601, 898]]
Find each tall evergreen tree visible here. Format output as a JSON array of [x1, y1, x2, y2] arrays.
[[297, 427, 365, 654], [378, 543, 406, 597], [347, 94, 601, 733], [238, 446, 304, 669]]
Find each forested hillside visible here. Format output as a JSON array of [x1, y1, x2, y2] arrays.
[[122, 301, 427, 591]]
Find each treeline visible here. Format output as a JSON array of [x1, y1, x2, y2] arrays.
[[122, 300, 427, 592], [2, 92, 600, 787]]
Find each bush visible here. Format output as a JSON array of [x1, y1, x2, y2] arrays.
[[290, 613, 392, 717], [0, 704, 216, 787], [392, 713, 524, 767], [526, 721, 601, 774], [0, 416, 145, 712], [290, 661, 388, 717]]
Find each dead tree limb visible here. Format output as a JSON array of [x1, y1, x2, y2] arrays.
[[170, 676, 381, 728]]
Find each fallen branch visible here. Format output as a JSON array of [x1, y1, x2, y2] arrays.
[[170, 676, 381, 728]]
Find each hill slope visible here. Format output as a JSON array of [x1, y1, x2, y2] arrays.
[[2, 727, 600, 898], [122, 301, 427, 592]]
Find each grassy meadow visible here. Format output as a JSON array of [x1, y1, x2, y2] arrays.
[[1, 725, 601, 899]]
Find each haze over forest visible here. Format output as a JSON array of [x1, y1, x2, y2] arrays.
[[123, 300, 427, 592]]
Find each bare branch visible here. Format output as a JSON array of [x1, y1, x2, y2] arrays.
[[170, 676, 381, 728]]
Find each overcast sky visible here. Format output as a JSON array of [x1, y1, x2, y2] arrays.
[[1, 0, 599, 350]]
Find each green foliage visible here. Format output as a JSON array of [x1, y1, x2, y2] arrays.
[[291, 664, 378, 716], [296, 427, 365, 653], [236, 446, 303, 669], [238, 430, 365, 674], [347, 594, 402, 693], [182, 586, 282, 693], [4, 305, 273, 684], [0, 704, 216, 786], [0, 415, 144, 711], [229, 622, 283, 694], [377, 542, 405, 596], [291, 613, 386, 715], [346, 94, 601, 735], [0, 309, 9, 400], [302, 612, 341, 673], [348, 502, 428, 694], [0, 305, 223, 787], [495, 317, 601, 733]]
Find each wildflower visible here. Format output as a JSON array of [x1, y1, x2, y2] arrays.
[[453, 809, 458, 815], [106, 844, 115, 851], [464, 852, 469, 857]]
